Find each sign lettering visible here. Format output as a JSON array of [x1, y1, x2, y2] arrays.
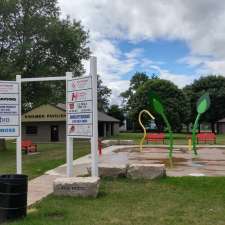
[[0, 82, 20, 137]]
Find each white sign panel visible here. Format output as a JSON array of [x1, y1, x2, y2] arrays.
[[68, 89, 92, 102], [0, 94, 19, 104], [68, 113, 92, 125], [0, 126, 19, 137], [0, 83, 18, 94], [0, 82, 20, 137], [0, 115, 19, 125], [68, 76, 92, 91], [67, 76, 93, 137], [0, 105, 19, 115], [67, 101, 92, 113], [68, 124, 92, 137]]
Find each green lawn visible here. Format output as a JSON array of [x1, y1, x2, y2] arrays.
[[8, 177, 225, 225], [110, 132, 225, 145], [0, 140, 90, 179]]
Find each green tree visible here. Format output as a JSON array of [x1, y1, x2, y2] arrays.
[[127, 79, 189, 132], [97, 75, 112, 112], [0, 0, 90, 110], [0, 0, 90, 150], [121, 72, 149, 102], [108, 104, 125, 126], [183, 75, 225, 132]]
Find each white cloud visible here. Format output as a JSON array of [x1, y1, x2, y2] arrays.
[[58, 0, 225, 103]]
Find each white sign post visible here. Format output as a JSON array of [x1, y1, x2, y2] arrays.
[[0, 78, 21, 174], [0, 57, 98, 176], [66, 56, 98, 177]]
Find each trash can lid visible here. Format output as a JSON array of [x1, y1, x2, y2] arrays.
[[0, 174, 28, 180]]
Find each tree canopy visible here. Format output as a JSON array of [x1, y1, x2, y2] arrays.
[[97, 75, 112, 112], [108, 104, 124, 126], [123, 75, 189, 132], [0, 0, 90, 111], [183, 75, 225, 132]]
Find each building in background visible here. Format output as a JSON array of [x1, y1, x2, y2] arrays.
[[22, 104, 120, 142], [217, 118, 225, 134]]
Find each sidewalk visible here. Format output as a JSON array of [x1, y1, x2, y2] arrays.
[[28, 145, 119, 206]]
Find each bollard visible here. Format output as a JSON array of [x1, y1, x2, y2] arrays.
[[188, 138, 192, 151]]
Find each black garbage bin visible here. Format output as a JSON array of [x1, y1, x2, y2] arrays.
[[0, 174, 28, 224]]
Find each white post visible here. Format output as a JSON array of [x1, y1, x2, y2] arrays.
[[90, 56, 99, 177], [66, 72, 74, 177], [16, 75, 22, 174]]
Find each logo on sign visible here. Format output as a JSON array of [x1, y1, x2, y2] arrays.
[[0, 128, 16, 133], [71, 91, 87, 101], [69, 125, 75, 134], [0, 117, 10, 123], [69, 103, 75, 110], [0, 97, 16, 101]]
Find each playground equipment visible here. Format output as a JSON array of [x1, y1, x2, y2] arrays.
[[138, 110, 155, 151], [192, 93, 211, 155], [138, 92, 211, 160], [148, 91, 174, 158]]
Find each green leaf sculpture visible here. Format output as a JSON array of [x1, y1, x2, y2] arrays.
[[153, 98, 164, 114], [148, 91, 173, 158], [192, 92, 211, 155], [196, 93, 210, 114]]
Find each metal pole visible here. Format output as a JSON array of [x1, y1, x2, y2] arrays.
[[90, 56, 99, 177], [66, 72, 73, 177], [16, 75, 22, 174]]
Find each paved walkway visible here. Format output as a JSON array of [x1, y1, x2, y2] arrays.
[[27, 145, 124, 206]]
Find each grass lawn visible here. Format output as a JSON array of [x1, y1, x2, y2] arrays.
[[0, 140, 90, 179], [110, 132, 225, 145], [8, 177, 225, 225]]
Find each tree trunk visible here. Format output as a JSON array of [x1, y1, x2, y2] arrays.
[[0, 139, 7, 151], [211, 122, 215, 133], [186, 123, 190, 133]]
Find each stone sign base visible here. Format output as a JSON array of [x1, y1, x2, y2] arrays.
[[53, 177, 100, 198], [127, 164, 166, 179]]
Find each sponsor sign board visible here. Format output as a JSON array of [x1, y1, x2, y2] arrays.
[[68, 124, 92, 136], [67, 76, 93, 137], [0, 83, 18, 94], [68, 76, 92, 92], [0, 115, 19, 125], [68, 113, 92, 125], [67, 101, 92, 114], [0, 105, 18, 115], [0, 126, 19, 137], [0, 82, 20, 137], [68, 89, 92, 102], [0, 94, 19, 104]]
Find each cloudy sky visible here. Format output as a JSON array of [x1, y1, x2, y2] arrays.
[[58, 0, 225, 104]]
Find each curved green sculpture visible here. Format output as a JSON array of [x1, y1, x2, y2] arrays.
[[192, 93, 211, 155], [148, 91, 174, 158]]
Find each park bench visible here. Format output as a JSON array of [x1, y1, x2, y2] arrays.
[[146, 133, 165, 144], [197, 132, 216, 144], [22, 140, 37, 154]]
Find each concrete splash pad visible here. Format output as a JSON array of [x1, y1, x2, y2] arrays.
[[46, 145, 225, 177], [114, 147, 225, 176]]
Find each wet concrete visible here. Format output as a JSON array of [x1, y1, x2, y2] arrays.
[[113, 147, 225, 176], [47, 145, 225, 177]]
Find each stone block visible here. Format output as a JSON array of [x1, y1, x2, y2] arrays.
[[87, 164, 128, 178], [127, 163, 166, 179], [53, 177, 100, 197]]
